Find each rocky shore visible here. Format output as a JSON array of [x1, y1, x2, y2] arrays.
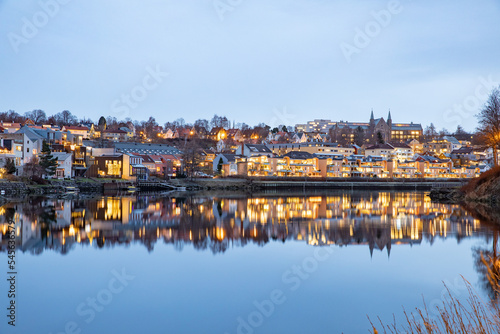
[[429, 166, 500, 224]]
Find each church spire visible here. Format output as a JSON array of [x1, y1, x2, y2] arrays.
[[388, 109, 392, 121], [370, 108, 374, 120]]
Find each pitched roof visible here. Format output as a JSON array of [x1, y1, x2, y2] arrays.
[[366, 143, 394, 150], [51, 152, 72, 161], [209, 127, 225, 136], [443, 136, 461, 144], [138, 155, 155, 163], [115, 142, 182, 155], [391, 123, 422, 131], [283, 151, 315, 159], [15, 126, 45, 141], [64, 126, 90, 131], [244, 144, 272, 153], [389, 142, 411, 149], [102, 129, 127, 134], [216, 154, 244, 162], [452, 147, 473, 154]]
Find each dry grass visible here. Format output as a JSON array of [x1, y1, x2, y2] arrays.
[[461, 166, 500, 194], [369, 277, 500, 334]]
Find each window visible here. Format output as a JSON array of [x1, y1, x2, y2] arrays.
[[106, 161, 121, 176], [27, 148, 29, 152]]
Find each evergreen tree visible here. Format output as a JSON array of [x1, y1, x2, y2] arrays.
[[4, 158, 16, 174], [39, 141, 58, 176], [377, 131, 385, 144], [98, 116, 107, 131], [354, 126, 365, 146], [217, 157, 223, 174]]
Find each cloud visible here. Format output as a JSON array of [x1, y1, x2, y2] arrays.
[[0, 0, 499, 131]]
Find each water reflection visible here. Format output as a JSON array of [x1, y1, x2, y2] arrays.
[[1, 191, 497, 256]]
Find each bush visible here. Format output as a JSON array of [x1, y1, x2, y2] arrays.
[[461, 166, 500, 194], [31, 175, 49, 185]]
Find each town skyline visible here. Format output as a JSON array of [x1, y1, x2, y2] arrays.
[[0, 108, 472, 135]]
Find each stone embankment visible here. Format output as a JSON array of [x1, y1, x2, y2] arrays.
[[429, 166, 500, 224], [0, 182, 28, 196], [177, 178, 468, 191]]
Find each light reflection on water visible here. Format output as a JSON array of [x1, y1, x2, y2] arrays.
[[0, 191, 492, 255], [0, 191, 498, 334]]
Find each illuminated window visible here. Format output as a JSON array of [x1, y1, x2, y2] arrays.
[[106, 160, 121, 176]]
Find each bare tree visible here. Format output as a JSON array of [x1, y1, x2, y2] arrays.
[[23, 157, 43, 178], [0, 110, 24, 123], [424, 123, 437, 141], [182, 138, 203, 179], [210, 114, 229, 129], [25, 109, 47, 124], [438, 127, 450, 138], [476, 87, 500, 166], [53, 110, 78, 126]]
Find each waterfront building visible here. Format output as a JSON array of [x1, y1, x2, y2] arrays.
[[52, 152, 73, 178], [88, 153, 133, 180], [0, 133, 41, 172], [266, 142, 354, 157]]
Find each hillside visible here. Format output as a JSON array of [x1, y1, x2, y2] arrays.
[[461, 166, 500, 204], [459, 166, 500, 225]]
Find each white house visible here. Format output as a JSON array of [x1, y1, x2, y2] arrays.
[[52, 152, 73, 178], [0, 133, 39, 173], [216, 139, 226, 153], [62, 126, 90, 139], [389, 143, 413, 161]]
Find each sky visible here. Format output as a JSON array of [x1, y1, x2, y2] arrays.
[[1, 0, 500, 132]]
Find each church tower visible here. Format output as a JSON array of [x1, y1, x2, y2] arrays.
[[387, 109, 392, 141], [368, 109, 376, 144]]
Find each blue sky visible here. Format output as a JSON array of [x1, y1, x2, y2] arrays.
[[1, 0, 499, 131]]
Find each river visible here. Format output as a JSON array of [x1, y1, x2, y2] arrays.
[[1, 190, 498, 333]]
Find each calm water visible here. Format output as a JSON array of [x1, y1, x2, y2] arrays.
[[1, 191, 499, 334]]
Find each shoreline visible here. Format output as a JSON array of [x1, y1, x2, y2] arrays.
[[0, 177, 470, 196]]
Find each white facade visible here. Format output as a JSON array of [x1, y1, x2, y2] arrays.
[[52, 152, 73, 178]]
